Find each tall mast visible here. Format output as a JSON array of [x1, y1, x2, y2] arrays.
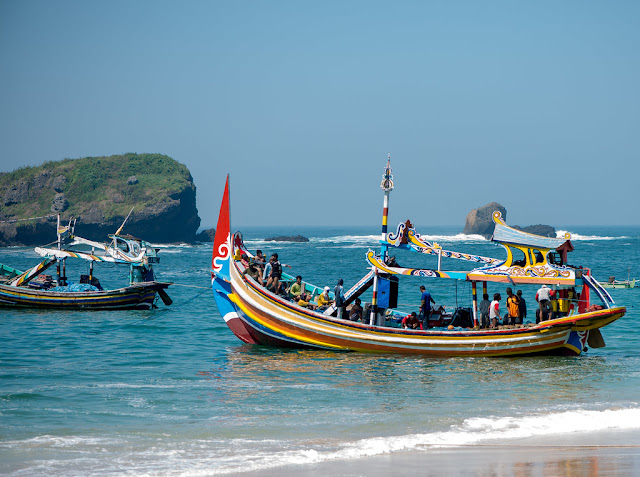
[[379, 153, 393, 261], [370, 154, 394, 325]]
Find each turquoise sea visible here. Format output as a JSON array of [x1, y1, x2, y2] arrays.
[[1, 225, 639, 476]]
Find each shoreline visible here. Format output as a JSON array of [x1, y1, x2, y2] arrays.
[[237, 430, 640, 477]]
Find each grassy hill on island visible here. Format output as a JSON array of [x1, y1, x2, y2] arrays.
[[0, 153, 200, 245]]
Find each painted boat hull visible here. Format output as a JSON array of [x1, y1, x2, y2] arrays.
[[0, 281, 171, 310], [212, 261, 625, 357]]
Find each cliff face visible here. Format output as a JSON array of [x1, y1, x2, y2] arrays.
[[0, 153, 201, 246]]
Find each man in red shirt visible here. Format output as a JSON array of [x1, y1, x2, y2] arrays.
[[402, 312, 422, 329]]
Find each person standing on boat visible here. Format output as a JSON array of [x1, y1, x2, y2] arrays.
[[419, 285, 436, 329], [478, 293, 491, 328], [334, 279, 346, 319], [505, 287, 520, 326], [535, 284, 551, 322], [517, 290, 527, 323], [489, 293, 501, 328]]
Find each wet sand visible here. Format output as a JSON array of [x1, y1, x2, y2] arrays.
[[240, 430, 640, 477]]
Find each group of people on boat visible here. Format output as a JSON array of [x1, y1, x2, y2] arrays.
[[236, 248, 581, 331], [477, 284, 578, 329]]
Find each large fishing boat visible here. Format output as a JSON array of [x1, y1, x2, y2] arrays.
[[210, 159, 625, 356], [0, 216, 172, 310]]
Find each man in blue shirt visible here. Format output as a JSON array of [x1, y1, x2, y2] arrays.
[[419, 285, 436, 329]]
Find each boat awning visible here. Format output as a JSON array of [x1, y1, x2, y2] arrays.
[[491, 212, 570, 249]]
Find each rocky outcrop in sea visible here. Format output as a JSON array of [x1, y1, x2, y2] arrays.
[[463, 202, 556, 239], [264, 235, 309, 242]]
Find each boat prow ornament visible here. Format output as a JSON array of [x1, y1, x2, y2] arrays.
[[209, 157, 626, 357]]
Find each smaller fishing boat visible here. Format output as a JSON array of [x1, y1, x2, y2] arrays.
[[600, 270, 637, 289], [0, 215, 172, 310]]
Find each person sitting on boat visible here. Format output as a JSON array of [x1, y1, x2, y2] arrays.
[[505, 287, 520, 326], [288, 275, 304, 299], [385, 255, 399, 267], [402, 312, 422, 330], [489, 293, 501, 328], [297, 292, 317, 310], [334, 279, 346, 319], [535, 284, 552, 322], [419, 285, 436, 329], [262, 256, 272, 283], [349, 297, 363, 322], [253, 250, 266, 273], [242, 262, 262, 284], [316, 286, 334, 310], [517, 290, 527, 323], [265, 253, 291, 294], [478, 293, 491, 328], [240, 253, 250, 268]]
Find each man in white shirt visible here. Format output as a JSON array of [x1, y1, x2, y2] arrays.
[[535, 284, 551, 322], [489, 293, 501, 329]]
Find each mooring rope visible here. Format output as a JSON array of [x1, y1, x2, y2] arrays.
[[0, 214, 57, 223], [170, 283, 210, 290]]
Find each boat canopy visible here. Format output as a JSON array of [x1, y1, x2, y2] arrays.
[[491, 211, 571, 249]]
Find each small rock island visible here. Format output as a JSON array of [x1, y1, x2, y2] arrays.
[[463, 202, 556, 239], [264, 235, 309, 242]]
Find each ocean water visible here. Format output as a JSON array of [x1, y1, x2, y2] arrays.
[[1, 225, 639, 476]]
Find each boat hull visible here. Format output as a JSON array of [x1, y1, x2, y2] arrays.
[[211, 262, 625, 357], [0, 281, 171, 310]]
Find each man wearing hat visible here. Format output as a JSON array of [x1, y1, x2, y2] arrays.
[[317, 286, 334, 310], [535, 284, 551, 322]]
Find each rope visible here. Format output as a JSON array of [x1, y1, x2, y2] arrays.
[[170, 283, 210, 290], [0, 214, 57, 223]]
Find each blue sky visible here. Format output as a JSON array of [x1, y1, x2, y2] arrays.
[[1, 1, 638, 229]]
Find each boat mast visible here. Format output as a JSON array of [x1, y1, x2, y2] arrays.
[[370, 155, 394, 325], [380, 154, 393, 261]]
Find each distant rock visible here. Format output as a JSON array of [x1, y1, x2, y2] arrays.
[[51, 193, 69, 213], [265, 235, 309, 242], [52, 175, 67, 192], [195, 228, 216, 242], [463, 202, 556, 239], [513, 224, 556, 238], [4, 181, 29, 206], [463, 202, 507, 239]]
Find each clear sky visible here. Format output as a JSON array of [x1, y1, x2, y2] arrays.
[[1, 1, 638, 229]]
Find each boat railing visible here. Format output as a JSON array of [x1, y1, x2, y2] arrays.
[[583, 274, 614, 309]]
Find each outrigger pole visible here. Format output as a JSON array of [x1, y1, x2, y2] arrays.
[[370, 155, 394, 325]]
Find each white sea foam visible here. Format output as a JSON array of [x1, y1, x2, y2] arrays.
[[246, 234, 488, 249], [556, 230, 628, 241], [207, 406, 640, 474]]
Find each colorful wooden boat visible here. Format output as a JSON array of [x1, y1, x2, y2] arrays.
[[210, 159, 626, 357], [600, 270, 637, 289], [0, 216, 172, 310], [0, 280, 170, 309]]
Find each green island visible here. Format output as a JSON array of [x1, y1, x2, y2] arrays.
[[0, 153, 200, 245]]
